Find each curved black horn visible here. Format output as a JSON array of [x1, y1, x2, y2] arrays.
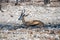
[[18, 9, 25, 20]]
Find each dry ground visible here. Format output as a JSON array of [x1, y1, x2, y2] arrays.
[[0, 28, 60, 40]]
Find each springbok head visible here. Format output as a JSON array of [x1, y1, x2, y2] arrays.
[[18, 9, 29, 20]]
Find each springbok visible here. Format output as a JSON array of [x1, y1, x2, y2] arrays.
[[18, 9, 44, 28]]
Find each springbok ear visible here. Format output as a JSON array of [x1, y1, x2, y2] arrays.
[[25, 14, 29, 16]]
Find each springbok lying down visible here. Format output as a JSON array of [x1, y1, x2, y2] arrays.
[[18, 9, 44, 28]]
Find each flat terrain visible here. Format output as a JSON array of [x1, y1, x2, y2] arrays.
[[0, 3, 60, 25], [0, 28, 60, 40], [0, 2, 60, 40]]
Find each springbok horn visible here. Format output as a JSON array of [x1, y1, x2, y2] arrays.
[[18, 9, 25, 20]]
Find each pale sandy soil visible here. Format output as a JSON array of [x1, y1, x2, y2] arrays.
[[0, 28, 60, 40], [0, 3, 60, 25], [0, 2, 60, 40]]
